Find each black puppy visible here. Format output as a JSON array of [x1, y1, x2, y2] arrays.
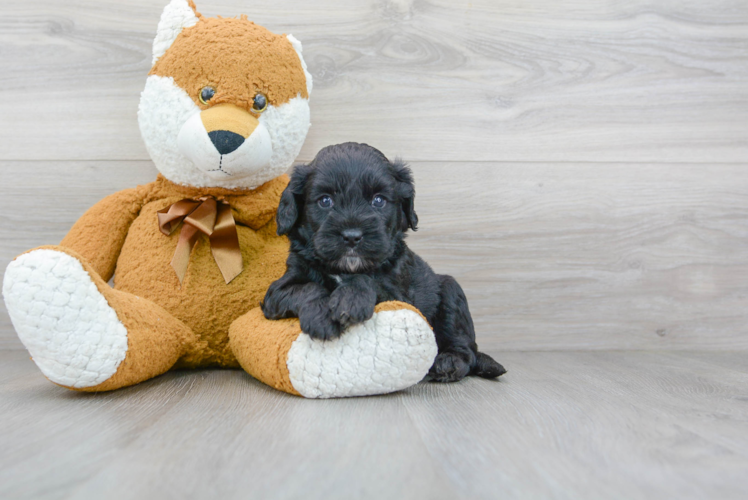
[[262, 143, 505, 383]]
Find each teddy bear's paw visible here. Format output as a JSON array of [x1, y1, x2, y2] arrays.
[[285, 307, 438, 398], [2, 249, 128, 389]]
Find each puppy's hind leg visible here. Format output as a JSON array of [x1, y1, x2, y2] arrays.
[[429, 275, 506, 382]]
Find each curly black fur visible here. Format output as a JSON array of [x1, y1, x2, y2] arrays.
[[262, 142, 505, 383]]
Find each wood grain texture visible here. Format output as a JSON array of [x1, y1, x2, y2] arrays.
[[2, 160, 746, 350], [406, 161, 748, 351], [1, 350, 747, 500], [2, 2, 747, 499], [0, 0, 746, 162]]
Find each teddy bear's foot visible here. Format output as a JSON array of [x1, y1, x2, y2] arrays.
[[3, 249, 128, 389], [230, 302, 438, 398], [287, 304, 438, 398], [3, 247, 196, 391]]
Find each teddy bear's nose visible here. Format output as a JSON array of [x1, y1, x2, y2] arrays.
[[208, 130, 245, 155]]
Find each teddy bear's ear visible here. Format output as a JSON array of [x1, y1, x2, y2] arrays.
[[151, 0, 201, 66], [286, 34, 314, 96]]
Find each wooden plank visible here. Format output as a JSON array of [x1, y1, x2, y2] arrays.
[[0, 0, 746, 162], [402, 350, 748, 500], [0, 351, 455, 500], [1, 160, 747, 351], [406, 161, 748, 351], [571, 351, 748, 460], [671, 351, 748, 375], [2, 350, 748, 499], [65, 380, 455, 500]]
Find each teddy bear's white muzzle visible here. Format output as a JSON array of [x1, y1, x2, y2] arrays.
[[177, 111, 273, 180]]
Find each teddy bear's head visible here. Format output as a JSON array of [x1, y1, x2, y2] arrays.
[[138, 0, 313, 189]]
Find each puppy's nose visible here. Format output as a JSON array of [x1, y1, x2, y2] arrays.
[[208, 130, 245, 155], [342, 229, 363, 247]]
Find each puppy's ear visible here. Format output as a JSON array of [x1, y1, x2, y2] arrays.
[[277, 165, 312, 236], [390, 159, 418, 232]]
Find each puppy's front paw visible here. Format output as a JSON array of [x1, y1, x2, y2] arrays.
[[329, 286, 376, 328], [428, 351, 471, 383], [299, 301, 342, 341]]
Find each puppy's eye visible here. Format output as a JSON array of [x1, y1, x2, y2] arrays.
[[253, 93, 268, 113], [318, 196, 334, 209], [199, 86, 216, 105], [372, 195, 386, 208]]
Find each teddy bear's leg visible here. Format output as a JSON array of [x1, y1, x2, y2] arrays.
[[3, 246, 197, 392], [229, 301, 438, 398]]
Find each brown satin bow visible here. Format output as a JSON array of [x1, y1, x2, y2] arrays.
[[157, 196, 243, 285]]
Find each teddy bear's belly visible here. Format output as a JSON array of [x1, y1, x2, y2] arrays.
[[113, 207, 288, 368]]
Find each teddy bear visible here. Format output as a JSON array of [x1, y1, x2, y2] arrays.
[[2, 0, 437, 399]]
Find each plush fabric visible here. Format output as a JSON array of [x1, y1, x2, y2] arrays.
[[138, 2, 311, 190], [151, 17, 309, 110], [152, 0, 201, 65], [4, 248, 131, 389], [229, 302, 433, 397], [1, 0, 437, 398], [61, 175, 290, 369]]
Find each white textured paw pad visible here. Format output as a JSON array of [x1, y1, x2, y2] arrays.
[[286, 309, 438, 398], [2, 250, 128, 388]]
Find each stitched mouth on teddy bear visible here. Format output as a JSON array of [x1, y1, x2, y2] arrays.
[[207, 156, 233, 176], [177, 112, 274, 181]]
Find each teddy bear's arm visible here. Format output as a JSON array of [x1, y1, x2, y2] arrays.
[[60, 187, 147, 282]]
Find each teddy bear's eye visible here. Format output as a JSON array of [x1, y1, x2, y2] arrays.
[[253, 93, 268, 113], [199, 86, 216, 105]]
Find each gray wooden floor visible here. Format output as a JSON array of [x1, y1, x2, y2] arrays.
[[1, 349, 747, 500], [2, 0, 747, 498]]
